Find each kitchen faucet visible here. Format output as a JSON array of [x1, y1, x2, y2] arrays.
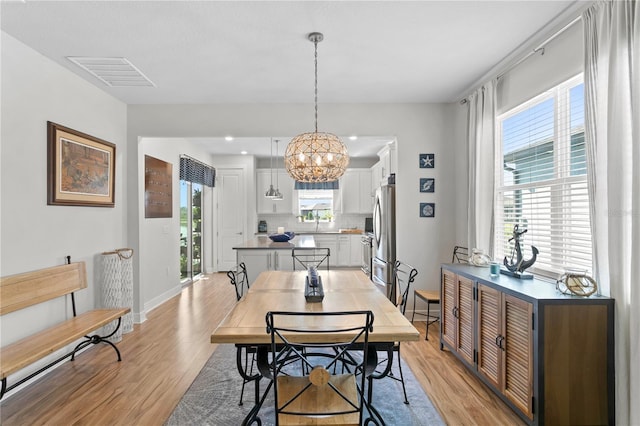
[[315, 212, 320, 232]]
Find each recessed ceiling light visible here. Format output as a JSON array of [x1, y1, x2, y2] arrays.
[[241, 151, 248, 155], [349, 135, 358, 141], [225, 136, 234, 142]]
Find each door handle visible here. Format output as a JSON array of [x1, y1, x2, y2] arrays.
[[274, 252, 278, 270], [236, 232, 243, 235]]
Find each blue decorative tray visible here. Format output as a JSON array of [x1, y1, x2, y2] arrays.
[[268, 231, 295, 242]]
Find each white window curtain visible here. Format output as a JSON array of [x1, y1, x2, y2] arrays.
[[583, 1, 639, 424], [467, 79, 498, 254]]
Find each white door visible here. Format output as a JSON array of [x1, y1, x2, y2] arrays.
[[216, 169, 245, 271]]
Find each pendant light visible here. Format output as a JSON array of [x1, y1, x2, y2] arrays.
[[285, 32, 349, 183], [273, 139, 283, 200], [265, 137, 278, 198]]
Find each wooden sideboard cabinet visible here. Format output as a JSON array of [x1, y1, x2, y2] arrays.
[[440, 264, 615, 426], [441, 269, 474, 365]]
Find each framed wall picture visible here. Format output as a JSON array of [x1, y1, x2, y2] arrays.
[[145, 155, 173, 218], [419, 153, 435, 168], [47, 121, 116, 207], [419, 178, 435, 193], [420, 203, 435, 218]]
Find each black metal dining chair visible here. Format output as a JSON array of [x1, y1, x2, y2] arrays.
[[292, 247, 330, 271], [227, 262, 249, 301], [263, 310, 377, 425], [452, 245, 469, 263], [226, 262, 256, 405], [372, 260, 418, 405]]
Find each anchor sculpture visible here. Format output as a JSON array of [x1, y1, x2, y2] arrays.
[[503, 224, 538, 279]]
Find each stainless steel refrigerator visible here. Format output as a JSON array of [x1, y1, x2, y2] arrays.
[[372, 184, 396, 298]]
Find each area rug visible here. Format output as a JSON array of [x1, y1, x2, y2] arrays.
[[166, 344, 444, 425]]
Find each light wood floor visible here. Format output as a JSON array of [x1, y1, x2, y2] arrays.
[[0, 272, 524, 425]]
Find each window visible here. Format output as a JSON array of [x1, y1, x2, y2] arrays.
[[297, 189, 334, 221], [180, 181, 202, 281], [495, 75, 591, 278]]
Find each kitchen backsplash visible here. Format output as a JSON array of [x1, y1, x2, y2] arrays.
[[256, 213, 371, 234]]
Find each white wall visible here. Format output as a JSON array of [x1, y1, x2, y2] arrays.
[[0, 32, 127, 386], [138, 138, 255, 317], [497, 20, 583, 113], [128, 103, 461, 310]]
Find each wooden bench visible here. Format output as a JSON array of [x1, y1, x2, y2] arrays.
[[0, 261, 130, 399]]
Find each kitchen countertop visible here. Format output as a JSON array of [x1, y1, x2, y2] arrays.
[[255, 229, 364, 236], [233, 234, 316, 250]]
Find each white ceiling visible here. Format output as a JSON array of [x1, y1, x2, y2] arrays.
[[1, 0, 581, 157]]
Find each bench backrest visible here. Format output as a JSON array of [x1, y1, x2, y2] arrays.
[[0, 262, 87, 316]]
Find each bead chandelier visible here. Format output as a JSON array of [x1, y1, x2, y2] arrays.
[[285, 32, 349, 182]]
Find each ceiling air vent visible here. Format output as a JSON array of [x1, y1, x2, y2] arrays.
[[66, 56, 155, 87]]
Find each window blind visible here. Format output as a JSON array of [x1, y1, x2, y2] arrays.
[[294, 180, 339, 190], [495, 75, 592, 278], [179, 156, 215, 187]]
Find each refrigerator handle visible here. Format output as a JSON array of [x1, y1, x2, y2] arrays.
[[373, 196, 382, 245], [372, 257, 386, 266]]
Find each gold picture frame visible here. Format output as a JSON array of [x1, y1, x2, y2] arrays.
[[47, 121, 116, 207]]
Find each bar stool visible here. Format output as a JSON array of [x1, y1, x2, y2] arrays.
[[411, 290, 440, 340], [411, 246, 468, 340]]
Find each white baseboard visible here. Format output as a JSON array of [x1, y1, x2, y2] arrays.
[[133, 311, 147, 324], [143, 285, 182, 315]]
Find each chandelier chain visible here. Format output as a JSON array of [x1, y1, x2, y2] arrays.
[[314, 37, 318, 133], [284, 32, 349, 183]]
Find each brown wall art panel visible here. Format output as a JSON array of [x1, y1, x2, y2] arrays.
[[144, 155, 173, 218]]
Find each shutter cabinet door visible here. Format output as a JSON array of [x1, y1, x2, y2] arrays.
[[477, 284, 502, 389], [440, 269, 457, 349], [456, 275, 475, 365], [502, 294, 534, 420]]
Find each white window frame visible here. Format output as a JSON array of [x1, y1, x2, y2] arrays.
[[494, 74, 591, 279], [297, 189, 335, 222]]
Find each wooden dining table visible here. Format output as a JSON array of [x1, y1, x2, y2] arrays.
[[211, 269, 419, 425], [211, 269, 420, 345]]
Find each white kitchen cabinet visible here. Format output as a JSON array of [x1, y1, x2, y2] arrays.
[[237, 249, 294, 284], [373, 143, 396, 187], [336, 235, 351, 267], [256, 169, 294, 214], [349, 235, 362, 266], [340, 169, 373, 214], [313, 235, 338, 268], [321, 234, 364, 267], [371, 161, 382, 191], [275, 170, 294, 214]]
